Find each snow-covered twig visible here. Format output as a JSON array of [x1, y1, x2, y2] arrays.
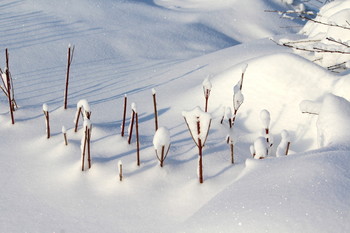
[[62, 126, 68, 146], [42, 103, 50, 139], [202, 77, 212, 112], [153, 127, 171, 167]]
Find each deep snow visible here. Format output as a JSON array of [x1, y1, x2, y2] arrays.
[[1, 0, 349, 233]]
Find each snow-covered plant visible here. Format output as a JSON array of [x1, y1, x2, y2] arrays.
[[127, 102, 140, 166], [62, 126, 68, 146], [152, 88, 159, 132], [81, 118, 92, 171], [127, 102, 136, 144], [118, 160, 123, 181], [276, 130, 291, 157], [153, 127, 171, 167], [183, 106, 211, 183], [202, 76, 212, 112], [253, 137, 269, 159], [260, 109, 271, 145], [249, 145, 256, 157], [121, 94, 127, 137], [74, 99, 91, 132], [0, 49, 17, 124], [42, 103, 50, 139], [270, 1, 350, 72], [64, 44, 75, 109]]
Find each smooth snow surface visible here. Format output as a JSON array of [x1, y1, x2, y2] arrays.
[[1, 0, 350, 233]]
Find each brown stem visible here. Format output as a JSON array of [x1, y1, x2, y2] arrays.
[[197, 120, 203, 184], [153, 93, 158, 132], [285, 142, 290, 155], [160, 145, 165, 167], [64, 46, 74, 109], [63, 133, 68, 146], [5, 49, 14, 124], [81, 128, 87, 171], [127, 110, 135, 144], [44, 111, 50, 139], [74, 107, 82, 132], [136, 112, 140, 166], [119, 163, 123, 181], [230, 142, 234, 164], [121, 95, 127, 137], [87, 128, 91, 169]]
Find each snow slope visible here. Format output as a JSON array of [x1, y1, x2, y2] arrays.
[[1, 0, 349, 232]]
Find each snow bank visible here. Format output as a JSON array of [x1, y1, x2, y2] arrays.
[[316, 94, 350, 147]]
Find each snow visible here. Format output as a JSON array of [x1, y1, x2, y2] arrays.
[[42, 103, 48, 112], [153, 127, 171, 151], [182, 106, 212, 146], [253, 136, 269, 159], [61, 126, 66, 134], [1, 0, 350, 233], [202, 77, 212, 91], [260, 109, 271, 130], [276, 129, 291, 157]]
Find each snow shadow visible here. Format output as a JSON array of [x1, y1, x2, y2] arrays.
[[0, 1, 101, 50]]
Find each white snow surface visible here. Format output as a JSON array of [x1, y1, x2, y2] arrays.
[[1, 0, 350, 233]]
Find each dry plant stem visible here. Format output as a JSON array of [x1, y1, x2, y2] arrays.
[[5, 49, 14, 124], [197, 120, 203, 184], [81, 129, 87, 171], [119, 163, 123, 181], [63, 133, 68, 146], [153, 93, 158, 132], [230, 143, 234, 164], [160, 145, 165, 167], [64, 46, 74, 110], [204, 89, 209, 112], [74, 107, 82, 132], [285, 142, 290, 155], [121, 95, 127, 137], [87, 127, 91, 169], [135, 112, 140, 166], [44, 110, 50, 139], [265, 128, 269, 144], [127, 110, 135, 144]]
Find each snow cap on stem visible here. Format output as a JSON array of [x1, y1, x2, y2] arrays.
[[241, 63, 248, 73], [260, 109, 271, 129], [202, 76, 212, 91], [152, 88, 156, 95], [131, 102, 137, 113], [77, 99, 90, 112], [62, 126, 67, 134], [253, 136, 269, 159], [42, 103, 49, 112], [153, 127, 171, 150], [182, 106, 211, 146]]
